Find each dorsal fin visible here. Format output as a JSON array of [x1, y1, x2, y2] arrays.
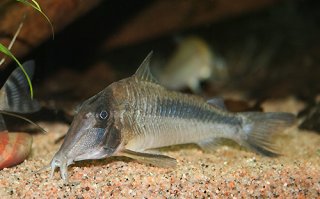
[[134, 51, 158, 83], [1, 60, 41, 113], [207, 97, 226, 110]]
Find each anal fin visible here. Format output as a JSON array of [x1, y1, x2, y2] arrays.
[[119, 149, 177, 168], [198, 137, 232, 152]]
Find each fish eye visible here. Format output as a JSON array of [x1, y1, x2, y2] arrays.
[[99, 110, 108, 120]]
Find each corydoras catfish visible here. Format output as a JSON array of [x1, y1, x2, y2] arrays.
[[49, 52, 295, 182], [0, 61, 41, 130]]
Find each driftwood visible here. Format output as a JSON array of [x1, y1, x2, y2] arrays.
[[0, 0, 102, 68], [0, 0, 283, 67], [104, 0, 282, 49]]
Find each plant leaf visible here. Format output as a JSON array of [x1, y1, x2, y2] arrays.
[[16, 0, 54, 39], [0, 44, 34, 98]]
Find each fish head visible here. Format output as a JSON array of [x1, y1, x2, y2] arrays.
[[49, 88, 121, 181]]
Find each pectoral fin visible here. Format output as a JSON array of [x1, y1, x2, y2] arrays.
[[119, 149, 177, 168]]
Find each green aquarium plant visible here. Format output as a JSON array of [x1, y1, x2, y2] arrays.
[[0, 44, 35, 98], [0, 0, 54, 98], [17, 0, 54, 38]]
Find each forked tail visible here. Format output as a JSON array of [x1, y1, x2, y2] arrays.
[[240, 112, 295, 156]]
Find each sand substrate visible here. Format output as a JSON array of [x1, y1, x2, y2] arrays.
[[0, 98, 319, 198]]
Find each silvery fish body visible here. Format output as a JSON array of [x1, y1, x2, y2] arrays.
[[49, 52, 295, 182]]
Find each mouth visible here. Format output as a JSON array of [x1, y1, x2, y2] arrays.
[[50, 155, 72, 182]]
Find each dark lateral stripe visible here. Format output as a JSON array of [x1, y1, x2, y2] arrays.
[[128, 83, 240, 126], [153, 98, 240, 125]]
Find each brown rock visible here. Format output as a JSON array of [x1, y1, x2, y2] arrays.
[[0, 132, 33, 169]]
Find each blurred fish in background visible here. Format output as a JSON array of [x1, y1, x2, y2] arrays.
[[153, 36, 228, 93], [0, 61, 41, 130]]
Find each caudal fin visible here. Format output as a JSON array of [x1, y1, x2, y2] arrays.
[[240, 112, 295, 157], [1, 61, 40, 113]]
